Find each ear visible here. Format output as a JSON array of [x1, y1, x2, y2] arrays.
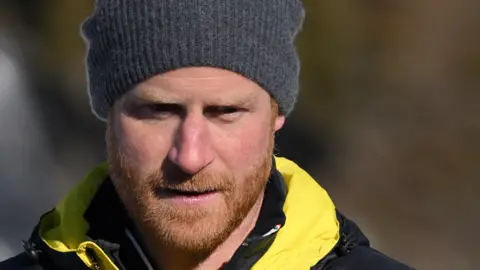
[[273, 115, 285, 132]]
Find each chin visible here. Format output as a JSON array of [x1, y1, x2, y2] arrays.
[[154, 208, 234, 253]]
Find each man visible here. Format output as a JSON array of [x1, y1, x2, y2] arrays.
[[1, 0, 414, 269]]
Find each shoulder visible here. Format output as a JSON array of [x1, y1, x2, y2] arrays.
[[0, 252, 44, 270], [312, 211, 415, 270], [320, 246, 415, 270]]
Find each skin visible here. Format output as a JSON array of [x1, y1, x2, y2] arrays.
[[106, 67, 285, 270]]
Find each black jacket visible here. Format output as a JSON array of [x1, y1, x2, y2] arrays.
[[0, 212, 414, 270], [1, 161, 414, 270]]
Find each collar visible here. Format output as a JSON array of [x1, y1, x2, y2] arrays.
[[27, 157, 342, 269], [83, 161, 287, 270]]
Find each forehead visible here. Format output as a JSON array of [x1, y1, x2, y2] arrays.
[[126, 67, 265, 102]]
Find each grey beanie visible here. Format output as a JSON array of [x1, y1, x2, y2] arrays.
[[81, 0, 305, 120]]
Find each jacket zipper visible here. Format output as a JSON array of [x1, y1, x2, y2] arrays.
[[86, 248, 101, 270]]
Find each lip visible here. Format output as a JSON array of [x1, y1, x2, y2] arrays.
[[156, 189, 221, 205]]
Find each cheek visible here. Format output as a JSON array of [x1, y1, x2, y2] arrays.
[[118, 118, 174, 173], [213, 120, 272, 173]]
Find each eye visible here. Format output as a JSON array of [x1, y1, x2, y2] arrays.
[[134, 103, 184, 119], [205, 106, 243, 122]]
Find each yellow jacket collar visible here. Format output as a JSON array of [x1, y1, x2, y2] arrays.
[[38, 157, 339, 269]]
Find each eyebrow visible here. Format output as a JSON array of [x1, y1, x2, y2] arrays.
[[128, 86, 180, 104], [129, 85, 260, 106], [205, 92, 258, 107]]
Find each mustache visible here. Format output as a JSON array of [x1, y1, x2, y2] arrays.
[[145, 159, 235, 193]]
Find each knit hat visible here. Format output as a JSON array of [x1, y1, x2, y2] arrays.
[[81, 0, 305, 121]]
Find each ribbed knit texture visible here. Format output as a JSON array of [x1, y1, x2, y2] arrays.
[[81, 0, 305, 120]]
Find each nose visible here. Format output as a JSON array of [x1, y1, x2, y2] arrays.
[[168, 113, 214, 174]]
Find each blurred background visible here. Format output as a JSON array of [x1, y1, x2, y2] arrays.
[[0, 0, 479, 269]]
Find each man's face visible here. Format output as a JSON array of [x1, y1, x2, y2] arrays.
[[106, 67, 285, 254]]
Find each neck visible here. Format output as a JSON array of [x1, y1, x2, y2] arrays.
[[140, 192, 265, 270]]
